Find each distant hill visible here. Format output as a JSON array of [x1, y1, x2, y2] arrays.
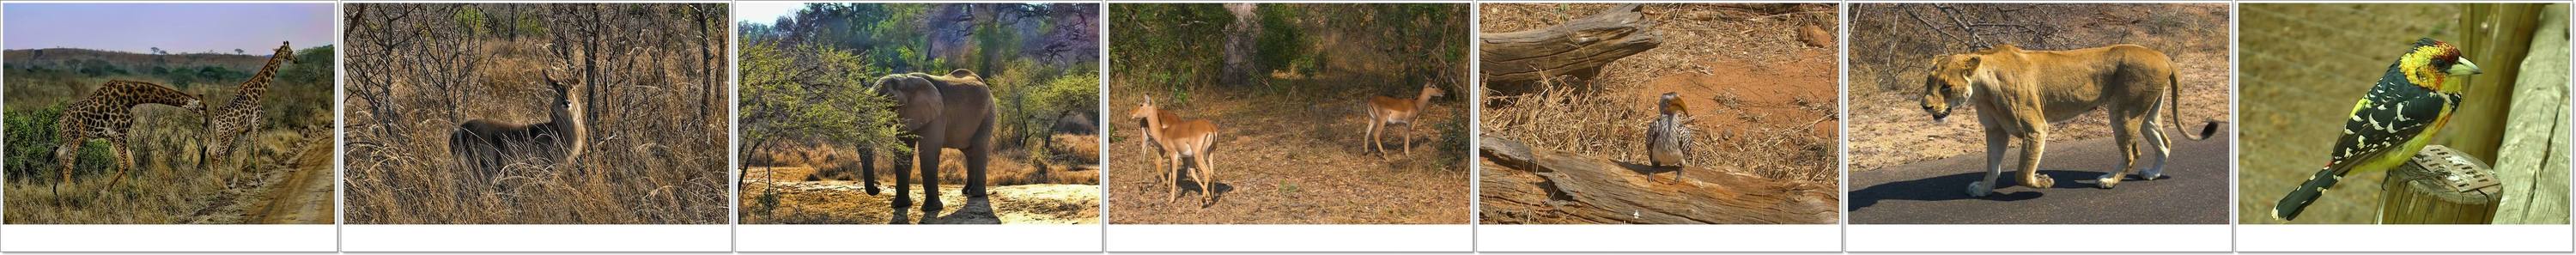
[[4, 48, 271, 72]]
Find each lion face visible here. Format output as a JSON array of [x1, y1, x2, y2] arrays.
[[1919, 54, 1982, 123]]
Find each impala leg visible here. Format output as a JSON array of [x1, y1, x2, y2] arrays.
[[1402, 123, 1415, 155], [1364, 120, 1380, 155], [1167, 151, 1184, 203], [1198, 141, 1218, 206]]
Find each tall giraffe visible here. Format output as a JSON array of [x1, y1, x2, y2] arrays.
[[204, 41, 299, 168], [54, 80, 205, 197]]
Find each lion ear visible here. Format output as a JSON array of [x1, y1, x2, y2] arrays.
[[1961, 56, 1983, 70]]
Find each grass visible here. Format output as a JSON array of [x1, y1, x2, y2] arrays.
[[3, 47, 336, 224], [341, 3, 730, 224]]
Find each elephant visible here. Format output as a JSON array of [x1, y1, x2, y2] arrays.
[[860, 70, 999, 215]]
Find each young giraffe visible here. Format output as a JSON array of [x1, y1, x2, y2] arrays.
[[53, 80, 206, 197], [204, 41, 299, 169]]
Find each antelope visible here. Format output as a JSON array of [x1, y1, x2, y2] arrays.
[[1132, 96, 1220, 205], [1364, 82, 1444, 155], [449, 70, 588, 186]]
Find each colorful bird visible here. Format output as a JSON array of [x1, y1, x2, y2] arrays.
[[2273, 38, 2482, 221]]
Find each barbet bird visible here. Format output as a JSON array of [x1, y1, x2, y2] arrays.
[[1647, 92, 1692, 182], [2272, 38, 2482, 221]]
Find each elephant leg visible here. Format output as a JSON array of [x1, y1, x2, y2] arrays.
[[890, 140, 916, 209], [963, 142, 991, 197], [1969, 127, 2008, 197], [861, 146, 880, 196], [916, 140, 945, 214]]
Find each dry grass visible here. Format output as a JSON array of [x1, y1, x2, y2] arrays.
[[1106, 4, 1472, 224], [342, 3, 730, 224], [1479, 3, 1841, 183], [1844, 3, 2233, 171], [4, 50, 337, 224]]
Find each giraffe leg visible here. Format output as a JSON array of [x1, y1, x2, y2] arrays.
[[100, 140, 135, 197], [53, 139, 80, 203]]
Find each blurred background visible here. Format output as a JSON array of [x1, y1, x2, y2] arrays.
[[2239, 3, 2568, 224]]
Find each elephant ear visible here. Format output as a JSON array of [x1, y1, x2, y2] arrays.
[[947, 69, 978, 80]]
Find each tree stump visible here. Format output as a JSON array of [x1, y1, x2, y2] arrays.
[[1479, 3, 1661, 94], [2378, 145, 2504, 224]]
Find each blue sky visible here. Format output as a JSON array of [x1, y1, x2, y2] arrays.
[[736, 2, 800, 25], [4, 3, 335, 53]]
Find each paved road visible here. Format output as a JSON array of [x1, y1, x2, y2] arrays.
[[1849, 137, 2230, 224]]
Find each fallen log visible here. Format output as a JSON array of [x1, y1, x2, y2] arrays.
[[1479, 3, 1662, 94], [1479, 137, 1838, 224]]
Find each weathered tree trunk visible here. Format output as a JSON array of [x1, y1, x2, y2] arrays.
[[1479, 137, 1838, 224], [1221, 3, 1262, 87], [1479, 3, 1661, 94]]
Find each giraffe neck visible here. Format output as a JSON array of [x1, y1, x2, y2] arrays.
[[104, 81, 200, 108], [234, 52, 290, 101]]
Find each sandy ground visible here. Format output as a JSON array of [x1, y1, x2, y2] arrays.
[[742, 167, 1098, 224], [1477, 3, 1841, 224]]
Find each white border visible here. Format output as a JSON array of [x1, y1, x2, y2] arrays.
[[738, 224, 1103, 252], [341, 225, 730, 252], [2239, 225, 2574, 252], [1106, 224, 1473, 252], [1849, 224, 2233, 252], [1479, 224, 1840, 252], [0, 225, 337, 252]]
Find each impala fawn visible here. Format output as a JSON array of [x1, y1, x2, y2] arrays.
[[1364, 82, 1444, 155], [1132, 96, 1220, 205], [449, 70, 588, 188]]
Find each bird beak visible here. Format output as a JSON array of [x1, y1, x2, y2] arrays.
[[2452, 58, 2484, 76]]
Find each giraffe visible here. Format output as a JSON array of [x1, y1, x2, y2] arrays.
[[53, 80, 206, 197], [204, 41, 299, 169]]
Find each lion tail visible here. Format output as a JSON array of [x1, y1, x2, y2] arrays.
[[2166, 72, 2220, 141]]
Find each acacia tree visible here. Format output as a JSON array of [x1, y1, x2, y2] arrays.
[[738, 39, 911, 219]]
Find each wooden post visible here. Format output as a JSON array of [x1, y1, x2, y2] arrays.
[[2378, 145, 2504, 223]]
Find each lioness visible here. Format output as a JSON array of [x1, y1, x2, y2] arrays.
[[1919, 44, 2220, 197]]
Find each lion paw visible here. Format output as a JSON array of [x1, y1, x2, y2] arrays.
[[2095, 173, 2121, 189], [2139, 167, 2166, 180], [1966, 181, 1993, 197], [2027, 175, 2057, 188]]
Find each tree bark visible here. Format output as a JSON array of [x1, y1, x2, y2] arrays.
[[1479, 137, 1838, 224], [1478, 3, 1661, 94]]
